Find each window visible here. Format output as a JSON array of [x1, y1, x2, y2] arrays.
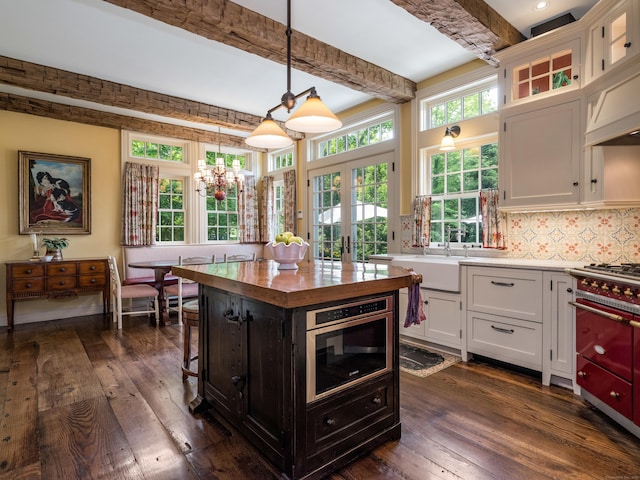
[[421, 78, 497, 130], [274, 181, 285, 234], [270, 149, 294, 172], [202, 148, 246, 242], [427, 142, 498, 245], [317, 118, 394, 159], [124, 131, 253, 244]]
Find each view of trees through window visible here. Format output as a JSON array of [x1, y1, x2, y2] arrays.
[[424, 84, 497, 130], [429, 143, 498, 245], [318, 119, 394, 159], [157, 178, 185, 242], [131, 140, 183, 162]]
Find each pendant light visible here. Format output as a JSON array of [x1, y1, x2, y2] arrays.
[[245, 0, 342, 149]]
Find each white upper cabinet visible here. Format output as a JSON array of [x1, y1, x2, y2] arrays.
[[585, 0, 637, 84], [499, 97, 582, 211]]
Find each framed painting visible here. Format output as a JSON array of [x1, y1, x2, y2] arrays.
[[19, 151, 91, 235]]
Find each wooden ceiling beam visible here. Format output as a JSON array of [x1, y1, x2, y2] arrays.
[[0, 92, 265, 151], [102, 0, 417, 104], [390, 0, 526, 66], [0, 55, 301, 141]]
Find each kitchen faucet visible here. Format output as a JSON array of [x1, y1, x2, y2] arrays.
[[444, 226, 465, 257]]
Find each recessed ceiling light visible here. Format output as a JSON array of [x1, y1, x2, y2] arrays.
[[534, 1, 550, 10]]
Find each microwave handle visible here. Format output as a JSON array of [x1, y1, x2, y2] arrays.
[[569, 301, 625, 323]]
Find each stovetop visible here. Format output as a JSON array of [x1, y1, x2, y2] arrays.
[[584, 263, 640, 278]]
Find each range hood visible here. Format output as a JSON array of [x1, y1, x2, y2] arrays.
[[585, 70, 640, 146]]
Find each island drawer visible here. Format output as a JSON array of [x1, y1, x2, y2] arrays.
[[306, 374, 395, 467]]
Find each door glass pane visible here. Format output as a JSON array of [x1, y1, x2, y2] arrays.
[[351, 163, 388, 262], [312, 172, 342, 261]]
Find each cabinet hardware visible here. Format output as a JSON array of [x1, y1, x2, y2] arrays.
[[573, 75, 579, 80], [630, 320, 640, 328], [26, 269, 32, 274], [372, 396, 381, 405], [609, 391, 620, 399], [58, 281, 65, 286], [90, 279, 96, 284], [578, 371, 587, 378], [591, 178, 598, 184], [572, 182, 579, 187], [566, 288, 573, 293], [90, 265, 96, 270], [324, 417, 335, 426], [224, 308, 241, 323], [624, 42, 631, 48], [490, 281, 514, 287], [491, 325, 514, 334], [569, 301, 624, 322], [423, 300, 428, 305]]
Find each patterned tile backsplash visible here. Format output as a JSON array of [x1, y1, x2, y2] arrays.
[[400, 208, 640, 263]]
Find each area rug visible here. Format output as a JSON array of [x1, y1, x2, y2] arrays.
[[399, 342, 461, 377]]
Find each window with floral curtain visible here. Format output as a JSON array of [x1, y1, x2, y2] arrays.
[[412, 195, 432, 247], [121, 162, 159, 246], [479, 188, 507, 249]]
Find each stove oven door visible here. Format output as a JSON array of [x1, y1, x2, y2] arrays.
[[575, 298, 634, 419], [634, 316, 640, 427]]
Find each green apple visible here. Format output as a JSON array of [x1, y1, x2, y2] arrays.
[[275, 233, 286, 244], [290, 236, 303, 245]]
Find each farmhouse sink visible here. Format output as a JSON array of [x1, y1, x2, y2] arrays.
[[390, 255, 462, 292]]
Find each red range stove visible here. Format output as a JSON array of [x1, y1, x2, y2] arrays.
[[567, 263, 640, 437]]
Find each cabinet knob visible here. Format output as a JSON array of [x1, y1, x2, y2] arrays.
[[591, 178, 598, 184], [26, 269, 32, 274], [577, 371, 587, 378], [90, 265, 96, 271], [609, 391, 620, 399], [59, 281, 66, 286], [573, 75, 579, 80], [324, 417, 335, 427], [566, 288, 573, 293], [26, 283, 32, 289], [624, 42, 631, 48], [372, 396, 381, 405], [90, 278, 96, 284], [572, 182, 579, 187], [60, 267, 66, 272]]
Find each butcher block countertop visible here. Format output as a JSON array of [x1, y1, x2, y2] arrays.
[[173, 259, 414, 308]]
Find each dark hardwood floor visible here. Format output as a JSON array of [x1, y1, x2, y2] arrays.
[[1, 313, 639, 480]]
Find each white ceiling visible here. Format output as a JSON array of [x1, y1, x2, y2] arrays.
[[0, 0, 599, 139]]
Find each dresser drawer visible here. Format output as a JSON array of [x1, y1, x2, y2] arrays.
[[306, 375, 395, 468], [79, 261, 106, 275], [46, 263, 77, 276], [10, 264, 45, 278], [577, 355, 632, 420], [467, 267, 543, 322], [467, 311, 542, 370], [79, 274, 107, 288], [46, 276, 78, 290], [12, 278, 45, 293]]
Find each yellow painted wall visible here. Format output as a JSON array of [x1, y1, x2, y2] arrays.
[[0, 110, 121, 327]]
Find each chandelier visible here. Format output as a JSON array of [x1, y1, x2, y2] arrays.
[[194, 129, 244, 201], [245, 0, 342, 149]]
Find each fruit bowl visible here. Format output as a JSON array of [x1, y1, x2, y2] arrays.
[[266, 241, 309, 270]]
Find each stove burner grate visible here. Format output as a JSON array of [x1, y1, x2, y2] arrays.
[[584, 263, 640, 278]]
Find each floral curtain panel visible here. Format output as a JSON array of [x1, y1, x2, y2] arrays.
[[480, 188, 507, 249], [261, 175, 275, 243], [239, 175, 260, 243], [283, 169, 296, 233], [412, 195, 432, 247], [121, 162, 159, 246]]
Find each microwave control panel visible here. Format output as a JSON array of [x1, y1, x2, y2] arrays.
[[307, 295, 392, 329]]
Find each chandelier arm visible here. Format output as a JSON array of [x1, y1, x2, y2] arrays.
[[267, 87, 315, 116]]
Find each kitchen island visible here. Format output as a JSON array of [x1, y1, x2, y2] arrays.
[[173, 259, 415, 480]]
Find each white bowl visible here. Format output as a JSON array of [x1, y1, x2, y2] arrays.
[[39, 255, 54, 262], [266, 241, 309, 270]]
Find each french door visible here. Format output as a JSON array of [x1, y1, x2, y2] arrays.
[[308, 152, 392, 263]]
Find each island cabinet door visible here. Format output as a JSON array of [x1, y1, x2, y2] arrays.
[[202, 290, 246, 420], [241, 298, 291, 467]]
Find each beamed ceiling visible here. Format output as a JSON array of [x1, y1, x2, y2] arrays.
[[0, 0, 598, 151]]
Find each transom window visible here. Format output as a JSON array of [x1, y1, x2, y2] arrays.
[[420, 78, 497, 130], [270, 149, 294, 172], [131, 140, 184, 162], [427, 142, 498, 245], [317, 118, 394, 159]]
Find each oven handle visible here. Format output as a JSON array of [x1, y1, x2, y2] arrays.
[[631, 320, 640, 329], [569, 301, 625, 323]]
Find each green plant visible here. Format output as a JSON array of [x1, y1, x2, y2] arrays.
[[42, 237, 69, 250]]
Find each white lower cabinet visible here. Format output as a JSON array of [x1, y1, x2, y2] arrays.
[[398, 287, 461, 350]]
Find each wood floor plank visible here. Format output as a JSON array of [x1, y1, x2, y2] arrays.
[[38, 396, 144, 480], [2, 314, 639, 479], [0, 340, 39, 473]]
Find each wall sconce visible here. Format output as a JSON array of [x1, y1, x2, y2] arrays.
[[245, 0, 342, 149], [440, 125, 461, 151]]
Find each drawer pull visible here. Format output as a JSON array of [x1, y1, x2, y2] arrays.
[[59, 281, 66, 286], [26, 269, 32, 274], [59, 267, 66, 272], [491, 325, 514, 334], [26, 283, 32, 289], [491, 281, 514, 287], [90, 278, 96, 284], [324, 417, 335, 427], [609, 391, 620, 399], [630, 320, 640, 329], [577, 371, 587, 378], [90, 265, 96, 271], [372, 396, 381, 405]]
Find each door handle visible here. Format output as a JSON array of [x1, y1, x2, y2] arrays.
[[346, 236, 351, 254]]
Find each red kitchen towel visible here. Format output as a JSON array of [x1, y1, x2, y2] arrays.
[[405, 282, 426, 327]]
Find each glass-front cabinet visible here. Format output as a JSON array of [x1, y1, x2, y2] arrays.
[[503, 38, 581, 106], [585, 0, 636, 84]]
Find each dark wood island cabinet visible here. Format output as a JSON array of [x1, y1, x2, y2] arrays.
[[174, 260, 414, 480]]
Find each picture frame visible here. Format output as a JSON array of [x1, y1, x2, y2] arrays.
[[19, 151, 91, 235]]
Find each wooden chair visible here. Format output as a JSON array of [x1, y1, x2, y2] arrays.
[[107, 256, 159, 329], [223, 252, 256, 262], [165, 255, 215, 324], [181, 299, 200, 381]]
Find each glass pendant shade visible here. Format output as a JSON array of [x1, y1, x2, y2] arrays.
[[245, 116, 294, 149], [440, 133, 456, 151], [285, 96, 342, 133]]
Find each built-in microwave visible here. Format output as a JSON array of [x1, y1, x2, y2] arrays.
[[306, 295, 393, 403]]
